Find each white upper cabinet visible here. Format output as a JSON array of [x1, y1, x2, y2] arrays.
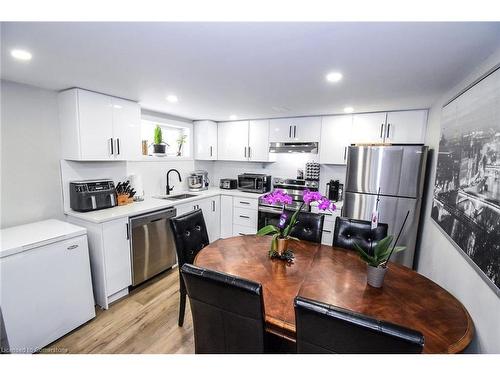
[[269, 117, 321, 142], [217, 120, 269, 162], [350, 112, 387, 145], [194, 120, 218, 160], [319, 115, 352, 165], [248, 120, 269, 161], [385, 110, 427, 144], [111, 97, 141, 160], [59, 88, 141, 160], [217, 121, 249, 161]]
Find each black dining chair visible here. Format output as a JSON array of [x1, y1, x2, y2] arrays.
[[170, 209, 210, 327], [284, 210, 325, 243], [294, 296, 425, 354], [332, 217, 388, 254], [180, 263, 267, 354]]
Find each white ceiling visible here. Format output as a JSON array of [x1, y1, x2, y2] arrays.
[[2, 22, 500, 121]]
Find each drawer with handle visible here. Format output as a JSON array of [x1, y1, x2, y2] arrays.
[[233, 224, 257, 236], [233, 197, 258, 210], [233, 207, 258, 227]]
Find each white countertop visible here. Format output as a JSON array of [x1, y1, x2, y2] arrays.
[[65, 188, 267, 224], [0, 219, 87, 258]]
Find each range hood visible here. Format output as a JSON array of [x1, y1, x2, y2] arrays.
[[269, 142, 318, 153]]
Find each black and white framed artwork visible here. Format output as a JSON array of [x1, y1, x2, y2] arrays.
[[431, 66, 500, 295]]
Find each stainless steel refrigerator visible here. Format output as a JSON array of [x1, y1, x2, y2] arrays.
[[343, 145, 428, 268]]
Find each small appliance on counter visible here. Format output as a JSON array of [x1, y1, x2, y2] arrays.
[[220, 178, 237, 190], [188, 170, 210, 191], [237, 173, 272, 194], [70, 179, 117, 212], [326, 179, 343, 201]]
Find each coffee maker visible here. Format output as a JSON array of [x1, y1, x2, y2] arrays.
[[326, 180, 343, 202]]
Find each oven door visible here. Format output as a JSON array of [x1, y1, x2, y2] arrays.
[[257, 205, 283, 229]]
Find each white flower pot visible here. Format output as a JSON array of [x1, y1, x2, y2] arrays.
[[366, 265, 388, 288]]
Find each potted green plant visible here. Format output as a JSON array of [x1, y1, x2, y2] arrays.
[[353, 236, 406, 288], [153, 125, 167, 154]]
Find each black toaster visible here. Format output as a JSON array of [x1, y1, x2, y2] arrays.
[[220, 178, 237, 190]]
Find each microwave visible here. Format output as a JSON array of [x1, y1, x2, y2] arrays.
[[237, 174, 272, 194]]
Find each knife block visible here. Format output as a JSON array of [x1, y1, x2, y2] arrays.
[[117, 194, 130, 206]]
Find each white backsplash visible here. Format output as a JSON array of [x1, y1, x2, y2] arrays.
[[60, 153, 346, 212], [195, 153, 347, 196]]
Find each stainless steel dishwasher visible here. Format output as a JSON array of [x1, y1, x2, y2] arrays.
[[129, 207, 177, 286]]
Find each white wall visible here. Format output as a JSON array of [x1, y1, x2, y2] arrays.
[[0, 80, 64, 228], [417, 49, 500, 353]]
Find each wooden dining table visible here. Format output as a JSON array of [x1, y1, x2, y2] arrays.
[[194, 235, 474, 354]]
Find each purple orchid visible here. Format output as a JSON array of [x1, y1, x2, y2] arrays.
[[303, 189, 336, 212], [263, 189, 293, 206], [278, 213, 288, 228]]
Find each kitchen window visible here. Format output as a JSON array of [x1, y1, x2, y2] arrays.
[[140, 119, 191, 158]]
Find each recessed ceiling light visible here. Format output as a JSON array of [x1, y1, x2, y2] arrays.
[[229, 115, 238, 120], [11, 49, 32, 61], [326, 72, 343, 83], [166, 94, 178, 103], [343, 106, 354, 113]]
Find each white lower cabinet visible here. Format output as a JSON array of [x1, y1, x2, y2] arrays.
[[220, 195, 234, 239], [198, 196, 220, 243], [311, 206, 341, 246], [232, 197, 258, 236], [66, 216, 132, 309]]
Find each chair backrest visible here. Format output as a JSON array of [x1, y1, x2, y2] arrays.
[[285, 210, 325, 243], [332, 217, 388, 254], [294, 296, 424, 354], [170, 209, 209, 267], [181, 264, 267, 354]]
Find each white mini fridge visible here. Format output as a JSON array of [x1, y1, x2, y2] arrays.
[[0, 219, 95, 353]]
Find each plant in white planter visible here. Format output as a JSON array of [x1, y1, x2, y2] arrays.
[[353, 236, 406, 288]]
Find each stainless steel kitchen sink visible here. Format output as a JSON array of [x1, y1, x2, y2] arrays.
[[156, 193, 199, 201]]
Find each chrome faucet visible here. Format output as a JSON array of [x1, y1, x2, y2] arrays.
[[166, 169, 182, 195]]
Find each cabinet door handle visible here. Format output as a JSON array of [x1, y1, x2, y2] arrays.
[[239, 215, 250, 219], [323, 230, 332, 233], [248, 146, 251, 159], [244, 147, 247, 158], [116, 138, 120, 155], [239, 201, 250, 205], [126, 223, 130, 240], [294, 125, 297, 138], [386, 123, 391, 139], [109, 138, 114, 155], [289, 125, 291, 138], [380, 124, 384, 139], [210, 146, 212, 157], [238, 232, 245, 236], [344, 146, 347, 161], [67, 244, 79, 250], [212, 200, 215, 212]]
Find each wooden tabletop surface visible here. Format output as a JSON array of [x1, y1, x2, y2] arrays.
[[194, 235, 474, 354]]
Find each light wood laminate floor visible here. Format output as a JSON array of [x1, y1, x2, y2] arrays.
[[43, 268, 195, 354]]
